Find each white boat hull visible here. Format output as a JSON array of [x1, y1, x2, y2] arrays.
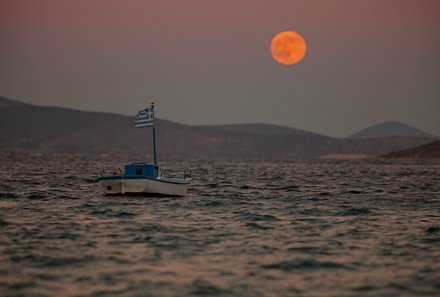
[[98, 176, 191, 197]]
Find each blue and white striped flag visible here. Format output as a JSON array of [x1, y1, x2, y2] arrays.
[[134, 107, 154, 128]]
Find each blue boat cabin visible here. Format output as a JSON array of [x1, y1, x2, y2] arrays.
[[124, 163, 158, 179]]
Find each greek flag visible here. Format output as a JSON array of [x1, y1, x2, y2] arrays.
[[134, 107, 154, 128]]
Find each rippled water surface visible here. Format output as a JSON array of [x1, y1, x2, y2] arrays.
[[1, 154, 440, 296]]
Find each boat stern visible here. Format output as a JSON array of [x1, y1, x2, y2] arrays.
[[98, 176, 124, 195]]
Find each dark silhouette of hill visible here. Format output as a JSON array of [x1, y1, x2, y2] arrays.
[[381, 140, 440, 159], [198, 123, 323, 137], [0, 97, 434, 159], [0, 96, 31, 107], [349, 121, 434, 139]]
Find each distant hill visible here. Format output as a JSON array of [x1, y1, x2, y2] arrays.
[[0, 96, 31, 107], [198, 123, 323, 137], [349, 121, 434, 139], [381, 140, 440, 159], [0, 97, 435, 159]]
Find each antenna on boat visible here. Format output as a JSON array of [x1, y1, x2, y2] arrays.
[[151, 102, 157, 167]]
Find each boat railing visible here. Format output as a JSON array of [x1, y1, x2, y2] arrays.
[[160, 169, 192, 179], [99, 167, 123, 177]]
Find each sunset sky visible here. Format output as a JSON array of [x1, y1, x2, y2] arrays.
[[1, 0, 439, 137]]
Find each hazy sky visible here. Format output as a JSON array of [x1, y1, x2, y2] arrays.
[[1, 0, 439, 137]]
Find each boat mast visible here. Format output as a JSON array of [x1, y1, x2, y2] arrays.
[[151, 102, 157, 166]]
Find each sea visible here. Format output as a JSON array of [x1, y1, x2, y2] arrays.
[[1, 154, 439, 297]]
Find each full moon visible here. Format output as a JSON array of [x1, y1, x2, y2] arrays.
[[270, 31, 307, 65]]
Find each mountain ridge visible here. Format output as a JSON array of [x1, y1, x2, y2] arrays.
[[0, 96, 31, 107], [197, 123, 324, 137], [0, 96, 435, 159], [381, 140, 440, 159], [349, 121, 435, 139]]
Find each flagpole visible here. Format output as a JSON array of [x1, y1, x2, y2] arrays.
[[151, 102, 157, 166]]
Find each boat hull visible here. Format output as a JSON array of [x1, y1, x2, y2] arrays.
[[98, 176, 191, 197]]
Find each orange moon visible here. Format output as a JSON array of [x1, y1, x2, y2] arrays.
[[270, 31, 307, 65]]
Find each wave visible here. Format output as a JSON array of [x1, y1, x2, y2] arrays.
[[262, 258, 352, 271]]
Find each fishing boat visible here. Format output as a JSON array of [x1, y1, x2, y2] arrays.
[[98, 103, 191, 197]]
